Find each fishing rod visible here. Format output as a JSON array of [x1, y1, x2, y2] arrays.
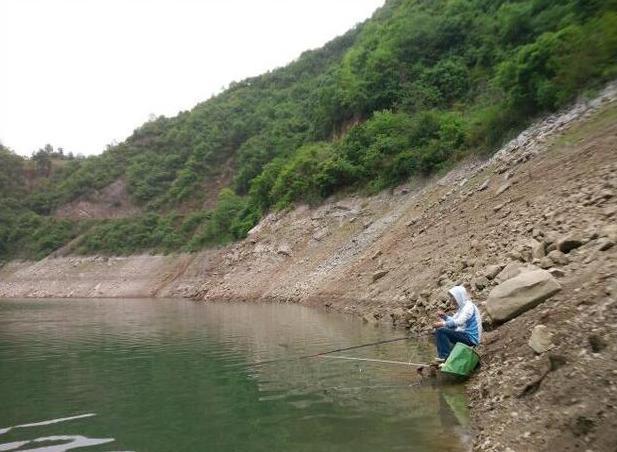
[[319, 355, 430, 368], [243, 335, 413, 368]]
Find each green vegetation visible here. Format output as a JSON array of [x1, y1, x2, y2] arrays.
[[2, 0, 617, 261]]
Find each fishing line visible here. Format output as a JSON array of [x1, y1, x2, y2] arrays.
[[242, 335, 413, 368], [319, 355, 429, 368]]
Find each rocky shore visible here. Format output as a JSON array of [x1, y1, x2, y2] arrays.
[[1, 83, 616, 451]]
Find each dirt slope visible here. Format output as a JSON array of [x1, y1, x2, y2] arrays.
[[1, 84, 616, 451], [54, 178, 141, 219]]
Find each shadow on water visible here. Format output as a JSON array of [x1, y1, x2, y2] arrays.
[[0, 299, 470, 451]]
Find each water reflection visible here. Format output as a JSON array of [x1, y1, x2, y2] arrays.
[[0, 414, 113, 452]]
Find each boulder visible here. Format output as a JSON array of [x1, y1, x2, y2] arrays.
[[547, 250, 569, 266], [473, 276, 490, 290], [548, 268, 566, 278], [496, 182, 512, 196], [277, 245, 292, 256], [406, 217, 419, 227], [486, 269, 561, 323], [538, 257, 554, 269], [484, 264, 503, 280], [601, 225, 617, 242], [603, 205, 617, 218], [477, 179, 490, 191], [531, 240, 546, 259], [390, 307, 406, 324], [312, 228, 329, 241], [598, 238, 615, 251], [528, 325, 555, 354], [494, 202, 506, 212]]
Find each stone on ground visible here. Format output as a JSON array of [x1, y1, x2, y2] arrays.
[[486, 269, 562, 323], [597, 238, 615, 251], [531, 240, 546, 259], [528, 325, 555, 354], [547, 250, 570, 266], [483, 264, 503, 280], [372, 270, 389, 282]]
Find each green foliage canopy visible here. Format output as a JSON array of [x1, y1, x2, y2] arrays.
[[2, 0, 617, 260]]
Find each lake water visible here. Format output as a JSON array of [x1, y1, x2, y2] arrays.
[[0, 298, 470, 451]]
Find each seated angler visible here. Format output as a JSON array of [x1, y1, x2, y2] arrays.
[[433, 285, 482, 363]]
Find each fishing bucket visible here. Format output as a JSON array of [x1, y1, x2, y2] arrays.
[[440, 342, 480, 378]]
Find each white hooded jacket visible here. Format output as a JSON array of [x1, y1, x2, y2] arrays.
[[443, 286, 482, 344]]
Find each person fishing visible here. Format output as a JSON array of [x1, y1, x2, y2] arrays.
[[433, 285, 482, 363]]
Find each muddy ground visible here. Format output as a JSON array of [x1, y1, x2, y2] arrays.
[[1, 84, 616, 451]]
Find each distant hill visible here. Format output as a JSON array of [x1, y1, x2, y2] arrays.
[[2, 0, 616, 261]]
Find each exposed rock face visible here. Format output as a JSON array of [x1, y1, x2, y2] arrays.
[[54, 178, 141, 220], [486, 269, 562, 323]]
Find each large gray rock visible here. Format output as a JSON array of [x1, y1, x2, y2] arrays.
[[486, 269, 561, 323]]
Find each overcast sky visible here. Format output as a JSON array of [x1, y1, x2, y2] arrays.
[[0, 0, 384, 156]]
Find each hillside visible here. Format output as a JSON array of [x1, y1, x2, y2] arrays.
[[2, 81, 616, 451], [2, 0, 617, 262]]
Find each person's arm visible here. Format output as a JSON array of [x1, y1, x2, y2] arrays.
[[444, 303, 474, 328]]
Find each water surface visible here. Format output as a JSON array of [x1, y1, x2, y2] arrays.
[[0, 299, 469, 451]]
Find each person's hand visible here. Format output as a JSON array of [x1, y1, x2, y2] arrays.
[[437, 310, 446, 318], [433, 320, 445, 329]]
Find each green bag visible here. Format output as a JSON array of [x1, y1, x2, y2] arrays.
[[441, 342, 480, 378]]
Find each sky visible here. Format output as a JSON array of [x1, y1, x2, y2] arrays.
[[0, 0, 384, 157]]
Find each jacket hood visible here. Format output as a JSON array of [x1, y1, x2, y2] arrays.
[[448, 286, 469, 309]]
